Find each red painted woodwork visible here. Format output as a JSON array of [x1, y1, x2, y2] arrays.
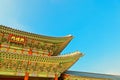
[[24, 72, 29, 80], [28, 48, 32, 55], [54, 74, 58, 80]]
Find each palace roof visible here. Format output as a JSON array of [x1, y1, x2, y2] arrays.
[[0, 25, 73, 56]]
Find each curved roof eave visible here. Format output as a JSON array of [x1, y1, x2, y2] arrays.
[[0, 25, 73, 55]]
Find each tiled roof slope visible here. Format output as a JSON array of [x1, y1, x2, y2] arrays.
[[65, 71, 120, 80]]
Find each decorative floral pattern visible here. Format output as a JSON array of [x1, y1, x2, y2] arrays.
[[0, 51, 82, 78]]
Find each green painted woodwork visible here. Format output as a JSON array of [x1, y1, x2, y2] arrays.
[[0, 51, 82, 78]]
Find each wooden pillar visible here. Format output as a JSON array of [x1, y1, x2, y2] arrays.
[[54, 74, 58, 80], [28, 48, 32, 55], [24, 72, 29, 80]]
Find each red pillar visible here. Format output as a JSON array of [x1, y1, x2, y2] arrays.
[[54, 74, 58, 80], [24, 72, 29, 80], [28, 48, 32, 55]]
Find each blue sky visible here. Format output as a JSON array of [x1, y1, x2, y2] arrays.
[[0, 0, 120, 75]]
